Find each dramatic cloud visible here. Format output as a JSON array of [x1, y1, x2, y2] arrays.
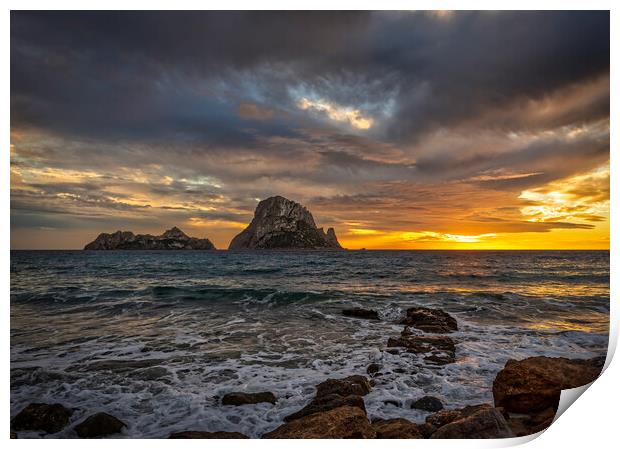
[[10, 11, 609, 249]]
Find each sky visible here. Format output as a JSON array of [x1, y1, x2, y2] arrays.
[[10, 11, 610, 250]]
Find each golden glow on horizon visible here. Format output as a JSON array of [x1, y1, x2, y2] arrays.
[[185, 217, 247, 229], [297, 97, 373, 130], [339, 163, 609, 250], [10, 134, 610, 250], [519, 163, 609, 223]]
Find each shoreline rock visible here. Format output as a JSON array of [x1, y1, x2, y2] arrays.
[[411, 396, 444, 412], [284, 394, 366, 422], [400, 307, 458, 333], [371, 418, 424, 438], [11, 403, 73, 434], [366, 363, 382, 376], [493, 356, 602, 414], [387, 334, 456, 365], [315, 375, 372, 398], [492, 356, 603, 436], [74, 412, 126, 438], [342, 308, 380, 320], [263, 406, 375, 439], [228, 196, 343, 250], [222, 392, 277, 406], [284, 375, 372, 423], [426, 404, 492, 429], [430, 407, 514, 439]]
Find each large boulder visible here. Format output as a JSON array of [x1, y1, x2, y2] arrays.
[[84, 227, 216, 250], [372, 418, 424, 438], [411, 396, 444, 412], [400, 307, 458, 333], [262, 406, 375, 438], [366, 363, 382, 376], [283, 375, 371, 423], [222, 392, 277, 406], [387, 334, 456, 365], [228, 196, 342, 249], [11, 403, 73, 434], [426, 404, 492, 429], [505, 407, 556, 437], [315, 375, 372, 398], [430, 407, 514, 439], [284, 394, 366, 422], [74, 412, 126, 438], [169, 431, 249, 438], [493, 356, 602, 413]]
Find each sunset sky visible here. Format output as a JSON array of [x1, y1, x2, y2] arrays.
[[10, 11, 609, 250]]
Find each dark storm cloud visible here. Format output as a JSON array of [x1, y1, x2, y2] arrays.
[[11, 11, 609, 145]]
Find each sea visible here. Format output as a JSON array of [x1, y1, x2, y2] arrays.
[[10, 250, 610, 438]]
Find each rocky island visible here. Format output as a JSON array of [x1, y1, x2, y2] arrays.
[[83, 227, 216, 250], [229, 196, 343, 250]]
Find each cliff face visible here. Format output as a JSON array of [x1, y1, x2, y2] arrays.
[[84, 227, 216, 250], [228, 196, 343, 250]]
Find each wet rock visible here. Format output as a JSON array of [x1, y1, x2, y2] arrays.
[[426, 410, 462, 429], [388, 334, 456, 353], [426, 404, 492, 429], [387, 335, 456, 365], [169, 431, 249, 438], [262, 406, 375, 439], [366, 363, 382, 376], [424, 353, 456, 365], [417, 423, 436, 438], [284, 394, 366, 422], [412, 396, 444, 412], [372, 418, 423, 438], [74, 412, 126, 438], [505, 407, 556, 436], [283, 374, 371, 423], [493, 356, 602, 414], [228, 196, 343, 249], [11, 403, 73, 434], [430, 407, 514, 439], [222, 391, 277, 406], [342, 308, 379, 320], [400, 307, 458, 333], [315, 375, 372, 398]]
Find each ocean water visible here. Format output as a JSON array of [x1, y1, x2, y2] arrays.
[[10, 250, 609, 438]]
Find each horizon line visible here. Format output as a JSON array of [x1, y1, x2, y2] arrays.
[[10, 248, 611, 252]]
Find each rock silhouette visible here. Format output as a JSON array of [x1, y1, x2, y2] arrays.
[[84, 227, 215, 250], [229, 196, 342, 249]]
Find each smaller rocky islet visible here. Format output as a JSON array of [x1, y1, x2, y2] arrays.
[[83, 226, 216, 250], [10, 305, 604, 439], [83, 195, 343, 251]]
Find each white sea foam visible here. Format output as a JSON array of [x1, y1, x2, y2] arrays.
[[10, 250, 609, 438]]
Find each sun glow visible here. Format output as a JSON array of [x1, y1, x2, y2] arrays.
[[519, 163, 609, 223]]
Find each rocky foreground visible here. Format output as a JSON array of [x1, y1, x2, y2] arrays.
[[229, 196, 342, 250], [83, 227, 216, 250], [10, 307, 604, 439]]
